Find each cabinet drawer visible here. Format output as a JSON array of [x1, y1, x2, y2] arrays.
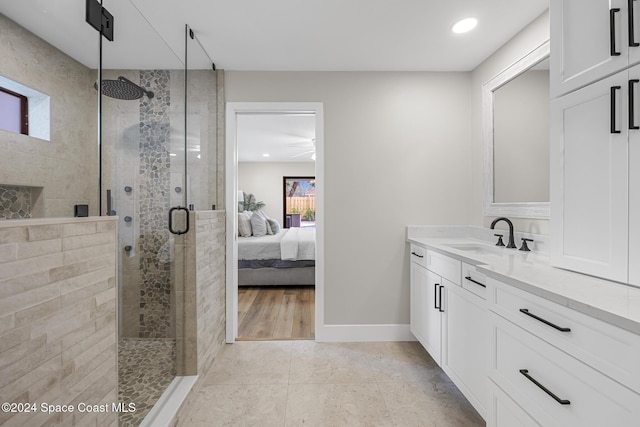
[[492, 315, 640, 427], [489, 278, 640, 394], [426, 249, 461, 285], [488, 380, 540, 427], [461, 262, 487, 299], [410, 244, 427, 268]]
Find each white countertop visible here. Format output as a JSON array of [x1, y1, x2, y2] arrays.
[[407, 229, 640, 335]]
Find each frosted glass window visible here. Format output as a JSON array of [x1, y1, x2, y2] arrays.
[[0, 87, 27, 134], [0, 75, 50, 141]]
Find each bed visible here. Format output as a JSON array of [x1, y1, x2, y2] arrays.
[[238, 227, 316, 286]]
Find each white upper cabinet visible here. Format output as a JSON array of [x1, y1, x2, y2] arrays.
[[550, 69, 630, 283], [551, 0, 638, 98], [629, 82, 640, 285]]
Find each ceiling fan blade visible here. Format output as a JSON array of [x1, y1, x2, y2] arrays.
[[291, 150, 315, 157]]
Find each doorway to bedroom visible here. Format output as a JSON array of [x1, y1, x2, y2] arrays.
[[226, 103, 324, 342]]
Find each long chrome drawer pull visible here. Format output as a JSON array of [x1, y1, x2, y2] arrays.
[[411, 251, 424, 258], [519, 369, 571, 405], [519, 308, 571, 332], [464, 276, 486, 288]]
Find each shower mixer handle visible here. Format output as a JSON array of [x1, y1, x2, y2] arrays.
[[168, 206, 190, 235]]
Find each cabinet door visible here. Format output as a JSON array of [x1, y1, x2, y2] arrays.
[[630, 66, 640, 285], [550, 69, 629, 282], [551, 0, 628, 97], [443, 284, 489, 419], [629, 0, 640, 66], [410, 261, 429, 347], [410, 263, 442, 364]]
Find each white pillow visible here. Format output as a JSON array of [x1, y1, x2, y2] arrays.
[[238, 212, 252, 237], [255, 209, 273, 234], [250, 212, 268, 237], [267, 218, 281, 234]]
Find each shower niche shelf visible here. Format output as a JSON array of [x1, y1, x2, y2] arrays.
[[0, 184, 44, 219]]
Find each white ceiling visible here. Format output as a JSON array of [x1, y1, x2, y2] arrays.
[[237, 113, 316, 163], [0, 0, 548, 71], [0, 0, 548, 160]]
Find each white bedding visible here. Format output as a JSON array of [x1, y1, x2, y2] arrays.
[[280, 228, 315, 260], [238, 228, 315, 261]]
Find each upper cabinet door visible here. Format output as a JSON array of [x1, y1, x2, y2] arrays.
[[628, 65, 640, 286], [551, 0, 628, 98], [628, 0, 640, 66], [550, 70, 629, 282]]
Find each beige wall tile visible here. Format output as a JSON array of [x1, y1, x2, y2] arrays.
[[16, 237, 62, 260], [0, 282, 60, 315], [0, 271, 51, 299], [0, 243, 17, 262], [0, 227, 28, 244], [27, 224, 63, 241], [62, 222, 97, 237], [0, 217, 117, 426], [62, 232, 114, 251], [14, 298, 60, 327], [0, 253, 63, 282]]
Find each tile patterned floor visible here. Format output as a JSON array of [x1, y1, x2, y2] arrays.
[[118, 338, 176, 427], [176, 341, 485, 427]]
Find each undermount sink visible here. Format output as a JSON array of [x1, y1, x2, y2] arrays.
[[442, 242, 505, 255]]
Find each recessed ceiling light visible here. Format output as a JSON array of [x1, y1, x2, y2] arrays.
[[452, 17, 478, 34], [262, 153, 270, 157]]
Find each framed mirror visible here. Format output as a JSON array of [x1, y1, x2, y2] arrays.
[[483, 40, 550, 219]]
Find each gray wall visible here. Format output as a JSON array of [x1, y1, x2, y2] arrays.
[[0, 14, 97, 218], [238, 162, 316, 223], [226, 71, 473, 325], [470, 10, 550, 233]]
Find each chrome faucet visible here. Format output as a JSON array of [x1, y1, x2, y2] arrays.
[[490, 217, 517, 249]]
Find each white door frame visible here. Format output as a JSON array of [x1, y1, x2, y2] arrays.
[[225, 102, 325, 342]]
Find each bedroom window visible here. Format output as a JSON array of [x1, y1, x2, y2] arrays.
[[283, 176, 315, 228], [0, 86, 28, 135]]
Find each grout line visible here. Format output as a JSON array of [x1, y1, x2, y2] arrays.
[[283, 341, 294, 427]]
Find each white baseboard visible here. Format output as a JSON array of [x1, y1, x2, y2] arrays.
[[315, 324, 416, 342]]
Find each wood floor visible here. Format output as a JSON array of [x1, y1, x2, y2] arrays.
[[237, 286, 315, 341]]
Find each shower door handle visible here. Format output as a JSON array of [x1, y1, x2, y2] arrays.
[[169, 206, 190, 235]]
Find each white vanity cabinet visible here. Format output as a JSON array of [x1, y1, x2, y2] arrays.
[[442, 263, 489, 418], [410, 245, 444, 364], [550, 0, 640, 97], [487, 277, 640, 427], [409, 245, 488, 417], [409, 245, 456, 366]]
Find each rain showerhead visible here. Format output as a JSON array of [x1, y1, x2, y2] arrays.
[[94, 76, 154, 100]]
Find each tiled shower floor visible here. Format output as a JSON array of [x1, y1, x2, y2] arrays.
[[118, 338, 176, 427]]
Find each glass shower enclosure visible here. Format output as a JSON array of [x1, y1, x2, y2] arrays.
[[96, 1, 219, 424]]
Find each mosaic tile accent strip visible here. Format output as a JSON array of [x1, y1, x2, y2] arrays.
[[118, 338, 176, 427], [138, 70, 172, 338], [0, 185, 32, 219]]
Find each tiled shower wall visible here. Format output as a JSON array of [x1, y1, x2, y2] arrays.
[[189, 211, 226, 375], [173, 210, 226, 424], [138, 70, 173, 338], [0, 14, 97, 218], [0, 217, 118, 427]]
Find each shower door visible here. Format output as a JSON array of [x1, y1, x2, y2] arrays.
[[97, 1, 189, 424]]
